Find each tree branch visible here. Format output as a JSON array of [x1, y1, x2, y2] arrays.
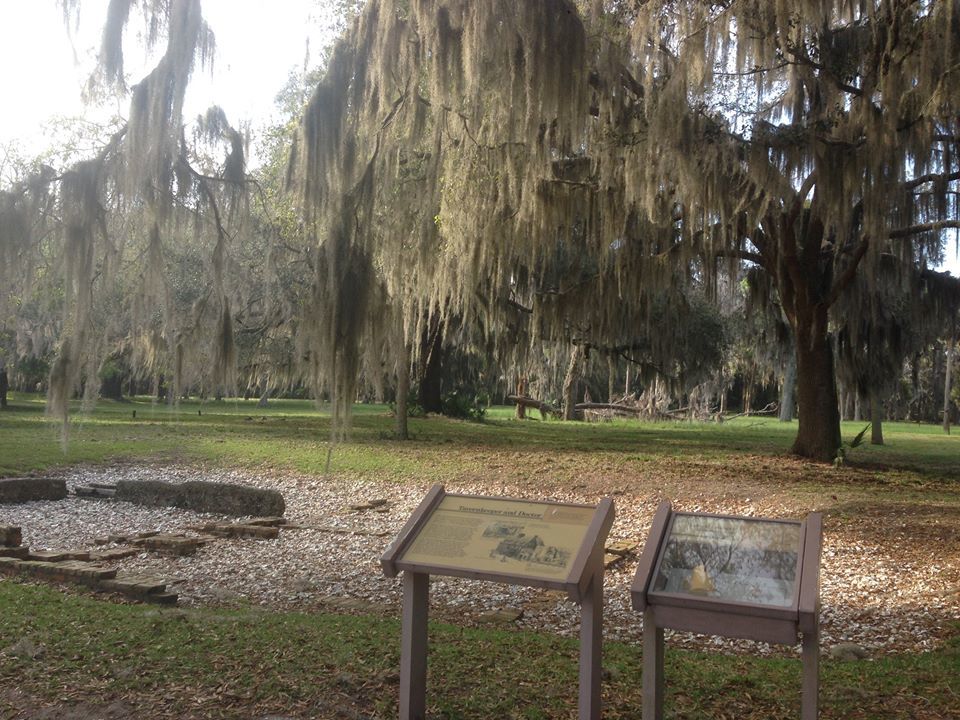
[[888, 220, 960, 239], [827, 235, 870, 307]]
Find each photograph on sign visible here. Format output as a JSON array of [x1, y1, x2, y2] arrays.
[[399, 494, 595, 580], [652, 514, 801, 607]]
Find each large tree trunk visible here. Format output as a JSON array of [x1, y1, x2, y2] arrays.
[[515, 376, 527, 419], [418, 320, 444, 414], [257, 375, 270, 408], [396, 343, 410, 440], [791, 308, 842, 462], [607, 355, 616, 403], [562, 344, 585, 421], [779, 355, 797, 422], [0, 368, 8, 409], [945, 327, 955, 434], [869, 386, 884, 445]]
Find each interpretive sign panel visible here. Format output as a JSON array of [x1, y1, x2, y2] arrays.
[[399, 494, 595, 582], [631, 501, 822, 720], [651, 513, 802, 609], [383, 485, 614, 720]]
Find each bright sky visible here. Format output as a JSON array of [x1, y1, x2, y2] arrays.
[[0, 0, 335, 159]]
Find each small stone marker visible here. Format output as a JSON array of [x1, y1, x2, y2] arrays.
[[603, 552, 624, 569], [349, 498, 389, 512], [829, 642, 869, 661], [1, 525, 22, 547], [477, 607, 524, 624], [605, 540, 636, 556]]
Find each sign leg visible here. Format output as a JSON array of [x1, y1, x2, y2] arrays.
[[642, 608, 664, 720], [801, 626, 819, 720], [400, 572, 429, 720], [579, 568, 603, 720]]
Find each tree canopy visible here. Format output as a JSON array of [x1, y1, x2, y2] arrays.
[[284, 0, 960, 459], [2, 0, 959, 461]]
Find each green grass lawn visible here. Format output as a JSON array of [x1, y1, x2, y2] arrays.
[[1, 582, 957, 719], [2, 392, 957, 480], [1, 393, 959, 718]]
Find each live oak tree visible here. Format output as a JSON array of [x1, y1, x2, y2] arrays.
[[0, 0, 252, 422], [621, 0, 960, 460], [290, 0, 960, 460], [6, 0, 958, 462]]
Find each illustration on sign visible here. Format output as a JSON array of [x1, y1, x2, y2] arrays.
[[487, 524, 571, 568], [652, 514, 801, 607]]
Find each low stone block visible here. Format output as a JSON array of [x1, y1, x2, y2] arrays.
[[102, 575, 168, 594], [246, 517, 287, 527], [605, 540, 637, 557], [349, 498, 389, 512], [27, 550, 72, 562], [17, 560, 57, 575], [477, 607, 524, 624], [212, 524, 279, 539], [0, 556, 23, 571], [133, 535, 200, 556], [0, 545, 29, 559], [89, 548, 140, 561], [56, 561, 118, 582], [320, 596, 381, 612], [62, 551, 92, 561], [0, 478, 67, 504], [1, 525, 22, 547], [115, 479, 284, 517], [147, 591, 179, 605]]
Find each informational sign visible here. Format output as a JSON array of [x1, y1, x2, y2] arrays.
[[631, 502, 822, 720], [651, 514, 802, 607], [383, 485, 615, 720], [399, 494, 595, 581]]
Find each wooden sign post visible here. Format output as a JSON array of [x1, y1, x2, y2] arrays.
[[631, 501, 823, 720], [382, 484, 615, 720]]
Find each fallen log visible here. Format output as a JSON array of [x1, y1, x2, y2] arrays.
[[575, 402, 644, 415], [506, 395, 560, 419]]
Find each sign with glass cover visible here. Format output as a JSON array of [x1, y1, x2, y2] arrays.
[[632, 502, 822, 720], [651, 513, 802, 608]]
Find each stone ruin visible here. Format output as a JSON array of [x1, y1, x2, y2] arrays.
[[0, 475, 288, 606]]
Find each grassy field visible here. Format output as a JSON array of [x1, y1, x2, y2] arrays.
[[2, 391, 957, 479], [1, 393, 959, 718], [1, 582, 957, 720]]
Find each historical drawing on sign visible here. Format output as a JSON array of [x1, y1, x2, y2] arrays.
[[490, 531, 570, 568], [483, 521, 523, 539]]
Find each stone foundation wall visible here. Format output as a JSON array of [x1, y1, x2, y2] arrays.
[[115, 480, 284, 517], [0, 478, 67, 504]]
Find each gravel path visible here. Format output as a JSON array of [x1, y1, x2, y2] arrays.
[[2, 463, 958, 658]]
